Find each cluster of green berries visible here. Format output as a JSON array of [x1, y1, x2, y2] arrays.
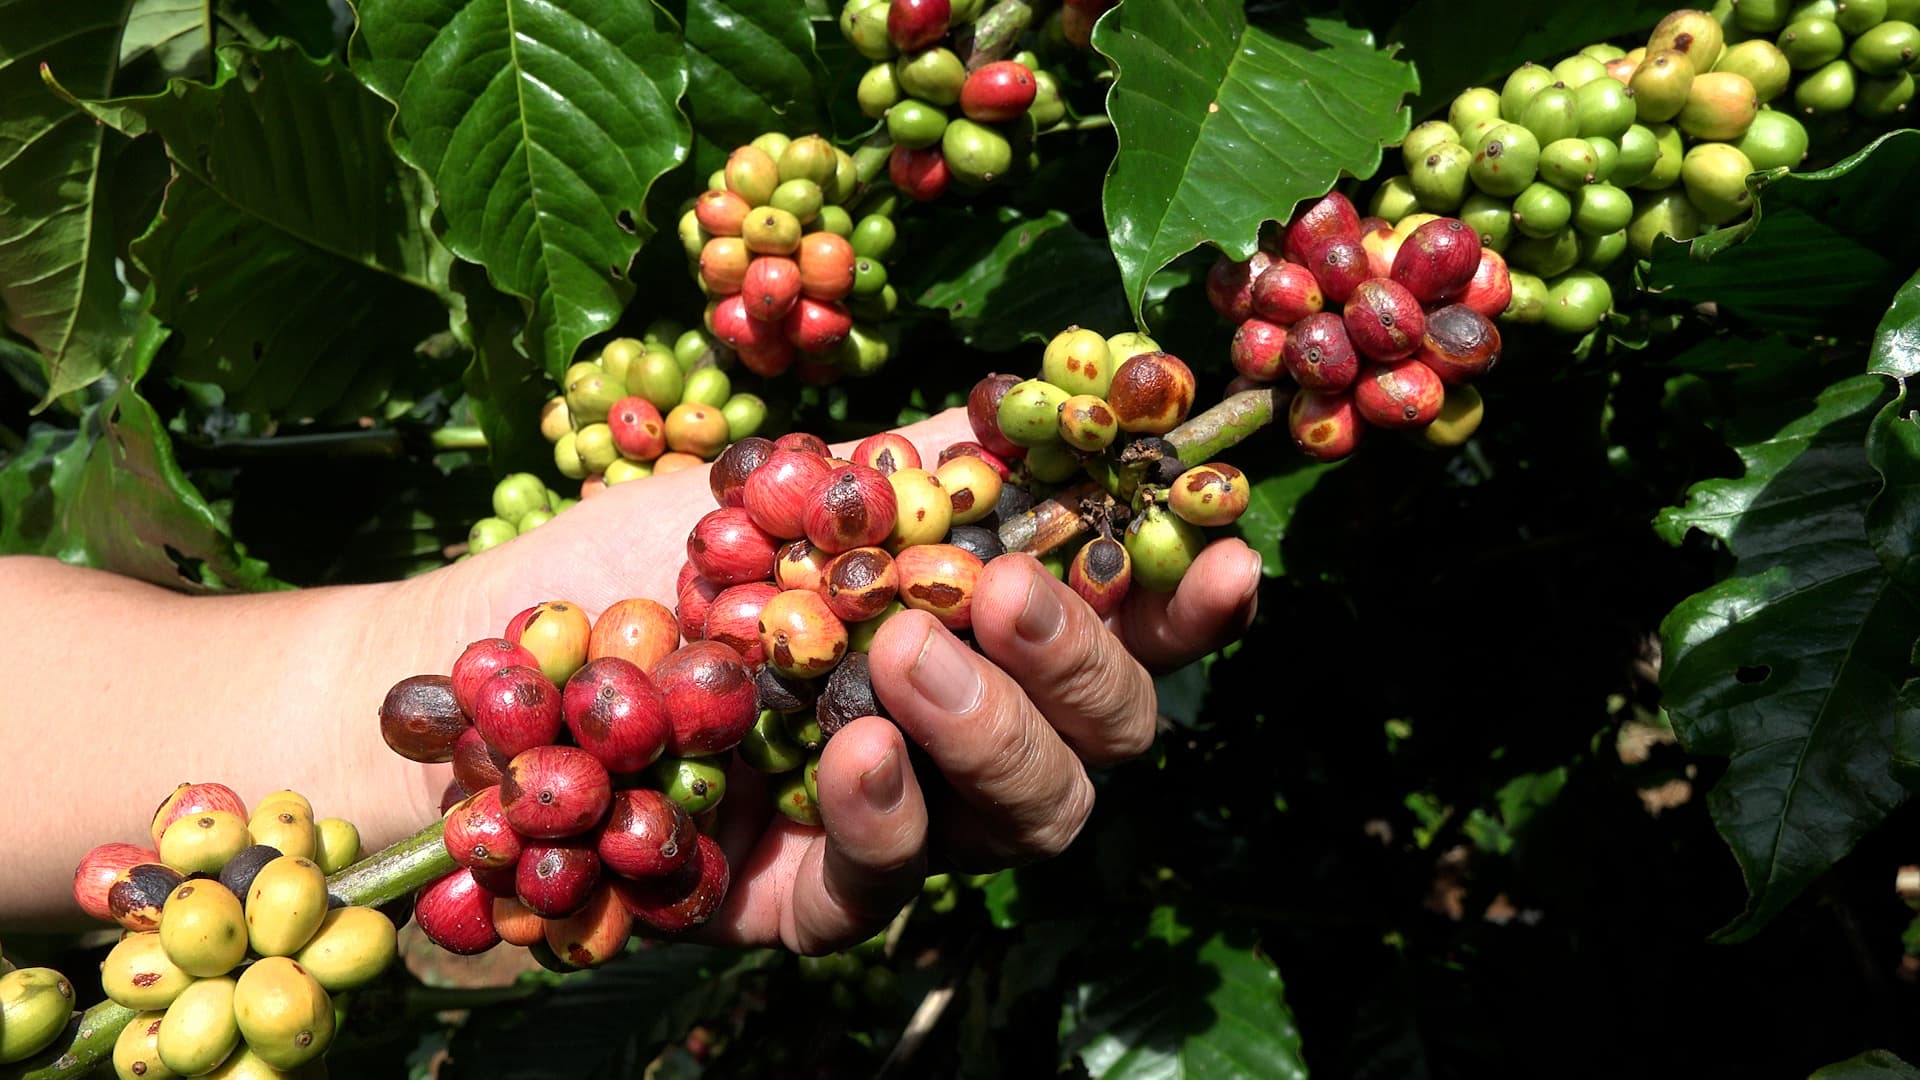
[[0, 946, 75, 1067], [842, 0, 1066, 199], [681, 132, 894, 384], [69, 784, 391, 1078]]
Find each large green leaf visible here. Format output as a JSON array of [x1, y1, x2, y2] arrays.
[[451, 260, 549, 473], [1059, 908, 1306, 1080], [683, 0, 828, 149], [1812, 1051, 1920, 1080], [1237, 457, 1341, 577], [120, 0, 212, 87], [1643, 131, 1920, 337], [0, 313, 280, 590], [900, 207, 1132, 351], [1387, 0, 1672, 117], [1655, 372, 1920, 941], [0, 0, 140, 401], [59, 43, 456, 419], [1095, 0, 1416, 324], [351, 0, 691, 380]]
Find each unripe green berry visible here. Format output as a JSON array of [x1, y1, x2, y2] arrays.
[[887, 99, 948, 149], [554, 431, 586, 479], [771, 179, 824, 224], [576, 423, 619, 474], [742, 206, 804, 255], [675, 328, 720, 372], [1572, 183, 1634, 234], [1637, 122, 1687, 190], [1681, 142, 1756, 225], [1042, 327, 1116, 397], [1793, 57, 1857, 112], [997, 378, 1070, 448], [1855, 70, 1916, 116], [1838, 0, 1891, 34], [817, 205, 854, 238], [1539, 137, 1599, 189], [493, 472, 550, 522], [942, 118, 1014, 185], [566, 370, 623, 425], [1506, 227, 1581, 276], [1715, 40, 1792, 101], [1777, 17, 1845, 69], [1459, 192, 1513, 251], [1613, 124, 1663, 186], [858, 63, 901, 119], [598, 336, 645, 385], [742, 709, 807, 773], [751, 131, 792, 160], [725, 145, 780, 207], [1447, 87, 1503, 150], [679, 208, 709, 261], [683, 366, 732, 409], [895, 47, 967, 106], [1544, 270, 1613, 334], [830, 149, 859, 206], [1030, 70, 1066, 127], [779, 135, 839, 186], [1501, 63, 1556, 121], [1369, 175, 1422, 222], [1578, 228, 1630, 270], [627, 349, 684, 410], [517, 507, 559, 530], [539, 396, 571, 442], [1520, 85, 1580, 143], [1502, 270, 1550, 323], [1735, 0, 1795, 31], [1575, 77, 1637, 139], [1402, 119, 1461, 162], [852, 257, 889, 296], [1631, 50, 1697, 121], [1025, 441, 1081, 483], [1732, 108, 1809, 168], [1124, 504, 1205, 593], [1408, 142, 1474, 211], [1106, 332, 1161, 364], [469, 517, 516, 554], [1552, 54, 1610, 88], [1586, 136, 1618, 183], [652, 755, 728, 814], [1513, 182, 1573, 237], [1627, 188, 1704, 256], [1469, 123, 1541, 197], [723, 393, 768, 441]]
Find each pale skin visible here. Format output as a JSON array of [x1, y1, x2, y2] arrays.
[[1, 409, 1262, 951]]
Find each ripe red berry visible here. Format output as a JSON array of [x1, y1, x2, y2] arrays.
[[967, 374, 1027, 460], [699, 236, 749, 294], [745, 449, 834, 538], [380, 675, 468, 764], [500, 744, 613, 839], [805, 465, 898, 553], [596, 789, 696, 880], [894, 543, 985, 630], [1231, 318, 1289, 382], [758, 588, 849, 679], [1283, 192, 1362, 265], [1205, 252, 1272, 323], [736, 338, 797, 377], [741, 256, 802, 322], [562, 657, 672, 773], [775, 432, 832, 456], [443, 786, 522, 870], [452, 727, 511, 793], [852, 432, 921, 476], [686, 507, 780, 586], [1353, 361, 1447, 429], [960, 61, 1038, 122], [784, 296, 853, 353], [1453, 248, 1513, 320], [694, 189, 751, 237], [676, 576, 721, 648], [1305, 236, 1370, 305], [797, 233, 857, 301], [888, 0, 952, 51], [471, 666, 562, 759], [774, 538, 834, 594], [515, 839, 602, 918], [74, 842, 159, 921], [710, 292, 787, 356], [1282, 311, 1360, 392], [1415, 303, 1502, 385], [710, 436, 776, 508], [825, 547, 901, 623], [702, 582, 781, 664], [587, 597, 682, 673], [613, 833, 730, 933], [1289, 389, 1363, 461], [1343, 278, 1427, 362], [1250, 260, 1325, 324], [607, 396, 666, 461], [416, 869, 503, 955], [650, 641, 759, 755], [1390, 217, 1481, 304], [890, 144, 950, 201]]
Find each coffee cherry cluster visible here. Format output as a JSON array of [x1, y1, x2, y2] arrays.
[[841, 0, 1066, 199], [1367, 5, 1920, 335], [0, 946, 76, 1066], [70, 784, 392, 1078], [1207, 193, 1499, 461], [970, 328, 1253, 601], [381, 600, 734, 966], [681, 133, 895, 384]]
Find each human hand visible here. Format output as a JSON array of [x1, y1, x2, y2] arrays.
[[421, 408, 1263, 953]]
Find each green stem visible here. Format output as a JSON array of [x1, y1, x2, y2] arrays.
[[995, 388, 1284, 557], [22, 821, 454, 1079], [851, 131, 895, 191], [428, 425, 487, 453], [962, 1, 1035, 68]]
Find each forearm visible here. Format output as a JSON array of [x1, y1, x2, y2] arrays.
[[0, 557, 450, 927]]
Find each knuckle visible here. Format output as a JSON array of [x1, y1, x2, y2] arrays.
[[1028, 772, 1095, 855]]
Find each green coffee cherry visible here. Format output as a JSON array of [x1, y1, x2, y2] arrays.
[[1408, 142, 1474, 210], [0, 968, 74, 1064], [1124, 504, 1205, 593], [850, 214, 897, 259], [742, 206, 803, 255], [1582, 43, 1628, 61], [1506, 227, 1581, 276], [600, 459, 648, 488], [1612, 124, 1662, 186], [943, 118, 1014, 185], [1470, 123, 1541, 197], [1575, 78, 1637, 139], [803, 754, 823, 810], [1460, 192, 1514, 251], [1031, 70, 1066, 128], [1502, 62, 1556, 120], [1043, 327, 1116, 397], [852, 257, 890, 297], [1544, 271, 1613, 334], [1369, 175, 1423, 221], [725, 147, 780, 207], [517, 508, 557, 530], [1503, 270, 1550, 323], [1632, 50, 1697, 121], [1715, 40, 1792, 101], [1852, 19, 1920, 72], [887, 99, 948, 149], [469, 517, 515, 554], [1650, 8, 1727, 70], [641, 318, 682, 349], [1552, 54, 1610, 88], [830, 320, 890, 375], [779, 135, 839, 187], [1539, 137, 1599, 189], [786, 706, 828, 750], [771, 178, 824, 224], [850, 283, 899, 321], [553, 432, 586, 480], [1577, 228, 1630, 269], [157, 976, 240, 1076], [817, 204, 854, 237], [1778, 17, 1845, 68], [1793, 57, 1858, 112], [1733, 108, 1810, 168], [998, 378, 1071, 448], [1025, 442, 1081, 484], [1639, 122, 1687, 190], [1106, 332, 1161, 364], [774, 771, 820, 826], [628, 349, 684, 410], [841, 0, 893, 59], [830, 149, 859, 206], [492, 472, 550, 522], [1679, 71, 1759, 140], [1628, 188, 1705, 255], [672, 328, 717, 372], [575, 423, 619, 474], [1403, 119, 1461, 161], [1513, 182, 1574, 237], [1837, 0, 1891, 33], [653, 755, 729, 815], [742, 709, 807, 773], [683, 366, 732, 409], [858, 63, 901, 119], [1520, 85, 1581, 143], [1059, 394, 1120, 451], [845, 600, 905, 654], [1447, 87, 1503, 150], [723, 393, 768, 441], [1735, 0, 1795, 29], [1681, 143, 1756, 224], [1855, 70, 1916, 115], [1791, 0, 1841, 19], [1572, 183, 1634, 234], [598, 337, 643, 385], [1891, 0, 1920, 20], [1586, 136, 1619, 182], [896, 47, 966, 106], [566, 370, 623, 425], [678, 208, 708, 261], [563, 359, 601, 388]]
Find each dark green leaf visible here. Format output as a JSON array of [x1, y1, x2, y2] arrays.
[[1643, 131, 1920, 337], [1096, 0, 1416, 324], [683, 0, 828, 150], [1237, 457, 1341, 577], [120, 0, 212, 87], [900, 208, 1131, 351], [1388, 0, 1672, 118], [1656, 373, 1919, 941], [59, 43, 456, 420], [1060, 908, 1305, 1080], [352, 0, 691, 380], [452, 261, 550, 473], [0, 0, 141, 401], [1811, 1051, 1920, 1080]]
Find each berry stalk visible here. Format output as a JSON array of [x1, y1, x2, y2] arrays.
[[994, 387, 1283, 557], [962, 1, 1036, 68]]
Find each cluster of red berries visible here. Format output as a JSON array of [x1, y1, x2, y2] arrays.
[[1211, 192, 1512, 460]]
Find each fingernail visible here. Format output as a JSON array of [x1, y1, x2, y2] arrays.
[[860, 748, 905, 814], [909, 624, 984, 714], [1016, 558, 1066, 644], [1237, 549, 1264, 604]]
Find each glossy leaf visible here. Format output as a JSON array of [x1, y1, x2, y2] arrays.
[[1812, 1051, 1920, 1080], [452, 260, 550, 473], [683, 0, 828, 150], [1656, 372, 1920, 941], [120, 0, 213, 85], [1237, 457, 1341, 577], [1388, 0, 1672, 117], [0, 0, 140, 401], [901, 208, 1131, 351], [1096, 0, 1416, 324], [1644, 131, 1920, 337], [1061, 907, 1305, 1080], [352, 0, 691, 380]]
